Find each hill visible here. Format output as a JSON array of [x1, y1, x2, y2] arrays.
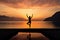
[[0, 15, 25, 21], [44, 11, 60, 21]]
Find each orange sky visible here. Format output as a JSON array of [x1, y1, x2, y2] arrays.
[[0, 0, 60, 20]]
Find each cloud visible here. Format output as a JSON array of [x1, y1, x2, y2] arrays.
[[0, 0, 24, 3], [0, 0, 60, 8], [28, 0, 60, 6]]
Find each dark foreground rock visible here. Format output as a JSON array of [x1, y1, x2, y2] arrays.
[[0, 30, 18, 40]]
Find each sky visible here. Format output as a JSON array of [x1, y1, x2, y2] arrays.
[[0, 0, 60, 20]]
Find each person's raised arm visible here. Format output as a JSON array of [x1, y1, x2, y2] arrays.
[[26, 14, 28, 18], [31, 14, 33, 18]]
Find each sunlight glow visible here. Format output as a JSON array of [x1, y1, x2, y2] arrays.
[[18, 8, 40, 19]]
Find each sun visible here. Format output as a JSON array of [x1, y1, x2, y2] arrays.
[[19, 8, 36, 15], [18, 7, 40, 19]]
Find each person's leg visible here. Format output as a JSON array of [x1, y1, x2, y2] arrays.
[[27, 21, 29, 24]]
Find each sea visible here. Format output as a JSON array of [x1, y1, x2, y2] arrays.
[[0, 21, 57, 29]]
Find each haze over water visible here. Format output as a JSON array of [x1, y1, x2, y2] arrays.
[[0, 21, 55, 29]]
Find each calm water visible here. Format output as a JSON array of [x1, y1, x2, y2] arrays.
[[0, 21, 56, 29], [10, 32, 49, 40]]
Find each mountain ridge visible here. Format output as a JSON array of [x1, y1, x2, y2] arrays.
[[0, 15, 25, 21]]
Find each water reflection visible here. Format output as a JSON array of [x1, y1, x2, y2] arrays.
[[0, 21, 56, 28], [52, 21, 60, 27], [10, 32, 49, 40]]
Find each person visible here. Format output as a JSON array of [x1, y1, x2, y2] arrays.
[[26, 14, 33, 24]]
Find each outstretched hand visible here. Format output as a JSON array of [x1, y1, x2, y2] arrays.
[[26, 14, 28, 17], [26, 14, 33, 18], [31, 14, 33, 18]]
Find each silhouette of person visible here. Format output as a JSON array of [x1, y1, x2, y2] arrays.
[[26, 14, 33, 25]]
